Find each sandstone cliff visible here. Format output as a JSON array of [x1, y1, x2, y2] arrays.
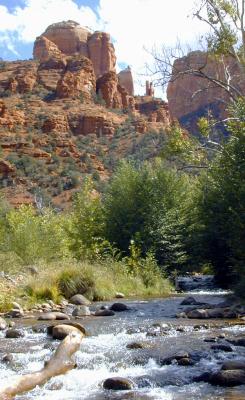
[[167, 51, 245, 132]]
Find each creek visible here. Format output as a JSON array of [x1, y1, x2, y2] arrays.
[[0, 277, 245, 399]]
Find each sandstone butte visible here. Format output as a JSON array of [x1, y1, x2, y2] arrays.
[[0, 20, 170, 208], [167, 50, 245, 133]]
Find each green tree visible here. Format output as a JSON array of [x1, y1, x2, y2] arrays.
[[197, 99, 245, 288], [104, 160, 192, 272]]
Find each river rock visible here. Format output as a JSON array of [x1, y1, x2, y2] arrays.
[[8, 309, 24, 318], [186, 309, 209, 319], [53, 312, 70, 320], [72, 306, 90, 317], [12, 302, 22, 310], [228, 338, 245, 347], [5, 329, 24, 338], [222, 360, 245, 370], [94, 309, 115, 316], [70, 294, 91, 306], [115, 292, 125, 299], [52, 324, 84, 340], [126, 342, 149, 350], [198, 369, 245, 386], [211, 344, 233, 352], [110, 303, 129, 312], [103, 377, 135, 390], [0, 317, 7, 330], [38, 312, 57, 321], [160, 351, 190, 365], [180, 296, 199, 305], [2, 353, 14, 363]]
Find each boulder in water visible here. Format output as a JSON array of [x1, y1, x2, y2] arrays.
[[110, 303, 129, 312], [186, 309, 209, 319], [196, 369, 245, 386], [52, 324, 83, 340], [72, 306, 90, 317], [94, 309, 115, 316], [5, 329, 24, 338], [103, 377, 135, 390]]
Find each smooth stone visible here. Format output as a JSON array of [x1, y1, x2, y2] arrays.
[[38, 313, 57, 321], [5, 329, 24, 338], [115, 292, 125, 299], [12, 302, 22, 311], [52, 324, 84, 340], [48, 321, 86, 337], [198, 370, 245, 386], [72, 306, 90, 317], [177, 357, 194, 366], [211, 344, 233, 352], [110, 303, 129, 312], [70, 294, 91, 306], [222, 360, 245, 370], [53, 312, 70, 320], [228, 338, 245, 347], [126, 342, 148, 349], [187, 309, 209, 319], [103, 377, 135, 390], [94, 309, 115, 316]]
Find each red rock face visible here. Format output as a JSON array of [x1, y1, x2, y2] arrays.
[[167, 51, 245, 131], [56, 56, 96, 100], [118, 67, 134, 96], [88, 31, 116, 78], [33, 21, 116, 79], [40, 21, 90, 56], [0, 160, 16, 175], [33, 36, 62, 63]]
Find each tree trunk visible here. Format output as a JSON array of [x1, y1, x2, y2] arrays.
[[0, 331, 83, 399]]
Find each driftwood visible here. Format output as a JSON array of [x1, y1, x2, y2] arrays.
[[0, 331, 83, 399]]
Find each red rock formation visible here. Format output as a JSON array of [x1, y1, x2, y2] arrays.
[[167, 51, 245, 129], [118, 67, 134, 96], [96, 71, 118, 108], [42, 114, 69, 133], [39, 21, 90, 56], [145, 81, 154, 97], [56, 56, 95, 100], [135, 97, 170, 125], [7, 63, 37, 94], [33, 21, 116, 79], [88, 31, 116, 78], [33, 36, 62, 63]]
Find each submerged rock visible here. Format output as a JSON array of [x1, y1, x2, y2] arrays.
[[5, 329, 24, 338], [197, 369, 245, 386], [110, 303, 129, 312], [103, 377, 135, 390], [94, 309, 115, 316], [72, 306, 90, 317]]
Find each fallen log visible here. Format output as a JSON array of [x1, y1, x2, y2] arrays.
[[0, 331, 83, 399]]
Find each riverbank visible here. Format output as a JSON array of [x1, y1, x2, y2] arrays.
[[0, 258, 172, 313]]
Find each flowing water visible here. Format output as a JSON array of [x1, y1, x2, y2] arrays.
[[0, 278, 245, 399]]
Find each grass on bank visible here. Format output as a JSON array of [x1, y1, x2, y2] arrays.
[[0, 256, 172, 311]]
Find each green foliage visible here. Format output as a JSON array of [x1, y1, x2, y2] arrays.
[[196, 99, 245, 288], [0, 205, 70, 264], [68, 178, 106, 259], [103, 160, 192, 271]]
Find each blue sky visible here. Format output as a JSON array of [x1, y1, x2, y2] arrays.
[[0, 0, 207, 96]]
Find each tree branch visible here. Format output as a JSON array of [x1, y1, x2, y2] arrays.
[[0, 331, 83, 399]]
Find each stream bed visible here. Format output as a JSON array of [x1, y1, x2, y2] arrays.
[[0, 288, 245, 399]]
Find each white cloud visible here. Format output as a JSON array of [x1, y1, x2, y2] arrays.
[[0, 0, 209, 97]]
